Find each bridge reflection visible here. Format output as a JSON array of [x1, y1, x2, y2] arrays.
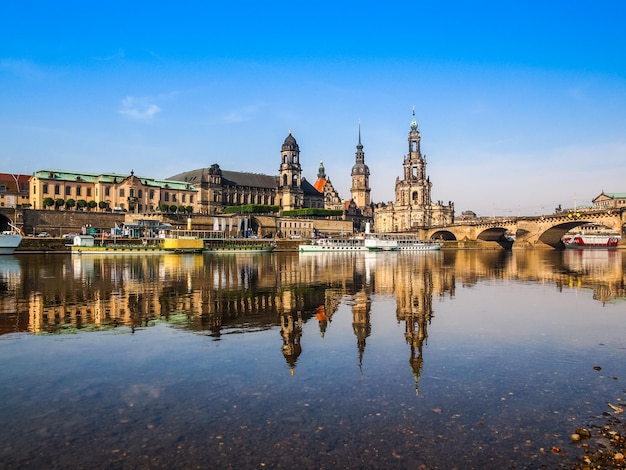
[[0, 250, 624, 384]]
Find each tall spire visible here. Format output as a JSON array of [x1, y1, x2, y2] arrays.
[[356, 121, 364, 157]]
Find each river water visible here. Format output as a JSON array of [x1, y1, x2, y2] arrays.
[[1, 249, 625, 469]]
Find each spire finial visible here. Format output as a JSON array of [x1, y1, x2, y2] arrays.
[[410, 107, 418, 131], [358, 119, 362, 145]]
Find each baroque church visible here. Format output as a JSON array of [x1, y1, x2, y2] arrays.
[[373, 110, 454, 232], [169, 129, 374, 226]]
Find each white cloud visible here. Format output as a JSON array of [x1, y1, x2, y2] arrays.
[[0, 58, 44, 80], [119, 96, 161, 120], [221, 105, 258, 123]]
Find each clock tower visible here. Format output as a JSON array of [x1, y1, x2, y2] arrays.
[[350, 124, 371, 210]]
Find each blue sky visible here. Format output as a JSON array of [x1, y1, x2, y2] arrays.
[[1, 1, 625, 216]]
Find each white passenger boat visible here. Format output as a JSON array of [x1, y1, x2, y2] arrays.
[[299, 237, 368, 252], [364, 234, 443, 252], [0, 223, 23, 255], [562, 233, 621, 249]]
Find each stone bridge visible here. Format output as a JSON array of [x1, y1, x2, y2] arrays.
[[425, 208, 626, 249]]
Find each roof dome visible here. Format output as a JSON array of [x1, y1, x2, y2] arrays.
[[351, 162, 370, 176], [282, 131, 299, 152]]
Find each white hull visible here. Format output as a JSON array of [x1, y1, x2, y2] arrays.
[[395, 242, 443, 251], [300, 235, 443, 253], [365, 235, 443, 252], [562, 234, 621, 249], [299, 238, 368, 252], [0, 233, 23, 255]]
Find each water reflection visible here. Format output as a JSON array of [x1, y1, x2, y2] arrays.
[[1, 250, 626, 468], [0, 250, 626, 336], [2, 250, 625, 355]]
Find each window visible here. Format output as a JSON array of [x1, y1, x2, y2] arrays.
[[120, 189, 125, 197], [87, 188, 92, 197], [130, 189, 134, 197], [65, 186, 71, 196], [138, 189, 142, 199], [76, 186, 81, 196], [149, 189, 154, 200], [164, 193, 169, 202], [182, 194, 186, 203], [43, 184, 48, 194], [54, 185, 60, 195], [105, 187, 110, 197], [190, 195, 193, 203]]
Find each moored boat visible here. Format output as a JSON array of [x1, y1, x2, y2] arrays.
[[71, 231, 204, 254], [299, 237, 368, 252], [562, 233, 621, 249], [364, 233, 443, 252], [0, 223, 24, 255], [204, 239, 276, 253]]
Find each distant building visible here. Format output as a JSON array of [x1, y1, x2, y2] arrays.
[[374, 110, 454, 232], [29, 170, 200, 213], [169, 131, 324, 214], [592, 192, 626, 210], [0, 173, 30, 208], [313, 161, 343, 211]]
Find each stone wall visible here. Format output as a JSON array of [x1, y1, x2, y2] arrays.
[[22, 210, 124, 237]]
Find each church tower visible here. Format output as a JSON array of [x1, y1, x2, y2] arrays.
[[278, 130, 303, 211], [350, 124, 371, 209], [373, 109, 454, 233], [397, 108, 432, 207]]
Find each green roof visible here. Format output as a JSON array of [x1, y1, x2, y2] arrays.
[[34, 170, 196, 191]]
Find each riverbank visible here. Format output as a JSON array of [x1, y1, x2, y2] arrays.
[[14, 237, 523, 253]]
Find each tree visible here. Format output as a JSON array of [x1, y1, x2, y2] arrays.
[[76, 199, 88, 211], [160, 203, 170, 213], [169, 204, 178, 213], [65, 199, 76, 210], [43, 197, 54, 210], [185, 205, 193, 214], [88, 200, 97, 211], [98, 201, 109, 211], [178, 205, 186, 213], [54, 198, 65, 210]]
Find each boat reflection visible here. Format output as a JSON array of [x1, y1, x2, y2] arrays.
[[1, 250, 625, 382]]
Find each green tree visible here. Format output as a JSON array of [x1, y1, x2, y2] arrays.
[[88, 200, 97, 211], [98, 201, 109, 211], [169, 204, 177, 213], [54, 198, 65, 210], [178, 205, 186, 213], [185, 205, 193, 214], [43, 197, 54, 210], [76, 199, 88, 211], [65, 199, 76, 210], [160, 203, 170, 213]]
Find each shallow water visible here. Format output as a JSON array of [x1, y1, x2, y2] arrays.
[[0, 249, 625, 469]]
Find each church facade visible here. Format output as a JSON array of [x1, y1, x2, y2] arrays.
[[169, 131, 324, 214], [373, 111, 454, 232]]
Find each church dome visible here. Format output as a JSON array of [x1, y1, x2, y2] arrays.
[[351, 162, 370, 176], [282, 131, 299, 152]]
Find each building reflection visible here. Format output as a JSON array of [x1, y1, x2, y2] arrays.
[[1, 250, 625, 384]]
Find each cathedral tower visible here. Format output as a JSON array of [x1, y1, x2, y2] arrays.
[[350, 124, 371, 209], [398, 108, 431, 207], [278, 130, 303, 211]]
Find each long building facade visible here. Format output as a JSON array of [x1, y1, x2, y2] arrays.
[[29, 170, 200, 213], [374, 110, 454, 232], [169, 131, 324, 214]]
